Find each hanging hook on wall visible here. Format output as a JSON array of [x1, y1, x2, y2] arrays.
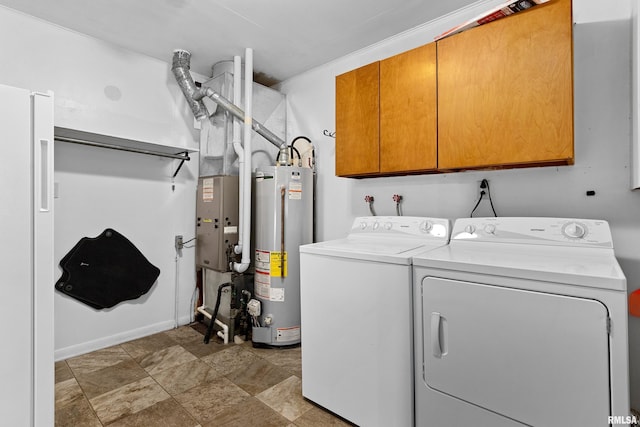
[[323, 130, 336, 138]]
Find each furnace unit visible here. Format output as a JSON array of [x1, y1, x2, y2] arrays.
[[196, 175, 239, 271]]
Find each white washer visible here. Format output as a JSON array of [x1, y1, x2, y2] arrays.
[[300, 216, 451, 427], [413, 217, 630, 427]]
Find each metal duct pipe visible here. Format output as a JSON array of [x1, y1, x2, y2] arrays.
[[171, 49, 285, 149], [171, 49, 209, 121], [195, 87, 284, 149]]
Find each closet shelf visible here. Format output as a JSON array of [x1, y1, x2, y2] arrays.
[[54, 127, 198, 161]]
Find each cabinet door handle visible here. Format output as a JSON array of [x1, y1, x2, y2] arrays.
[[431, 312, 442, 358]]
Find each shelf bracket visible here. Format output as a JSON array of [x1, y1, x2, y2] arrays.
[[172, 153, 189, 178]]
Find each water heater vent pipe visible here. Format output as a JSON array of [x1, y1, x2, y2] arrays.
[[194, 87, 283, 149], [234, 48, 254, 273], [232, 56, 244, 257], [171, 49, 285, 149]]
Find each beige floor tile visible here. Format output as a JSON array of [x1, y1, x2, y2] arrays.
[[200, 344, 262, 378], [293, 405, 355, 426], [89, 376, 171, 425], [250, 345, 302, 378], [173, 377, 250, 424], [75, 358, 149, 399], [55, 378, 85, 409], [256, 376, 313, 421], [55, 393, 102, 427], [201, 396, 290, 427], [66, 345, 130, 376], [56, 325, 315, 426], [139, 344, 198, 376], [180, 336, 228, 359], [226, 358, 291, 396], [55, 377, 102, 427], [107, 398, 200, 427], [165, 323, 229, 358], [163, 326, 204, 345], [151, 359, 220, 396], [55, 361, 74, 384], [120, 332, 179, 361]]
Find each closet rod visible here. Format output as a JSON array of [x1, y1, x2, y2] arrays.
[[54, 136, 191, 161]]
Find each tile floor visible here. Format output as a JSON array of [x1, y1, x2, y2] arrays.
[[55, 324, 353, 426]]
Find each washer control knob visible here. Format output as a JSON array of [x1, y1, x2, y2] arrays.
[[464, 224, 476, 234], [372, 221, 380, 230], [419, 221, 432, 233], [563, 222, 586, 239], [484, 224, 496, 235], [384, 222, 393, 230], [360, 222, 367, 230]]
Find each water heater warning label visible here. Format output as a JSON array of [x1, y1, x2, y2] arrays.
[[255, 249, 288, 277], [255, 250, 271, 271], [255, 271, 285, 302], [270, 252, 288, 277], [255, 249, 288, 301], [288, 182, 302, 200], [276, 326, 300, 342]]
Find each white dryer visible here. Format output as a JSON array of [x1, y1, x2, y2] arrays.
[[300, 216, 451, 427], [413, 217, 629, 427]]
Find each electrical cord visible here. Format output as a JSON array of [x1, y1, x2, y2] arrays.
[[182, 237, 196, 248], [203, 282, 232, 344], [470, 179, 498, 217]]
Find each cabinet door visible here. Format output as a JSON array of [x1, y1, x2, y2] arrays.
[[437, 0, 573, 170], [380, 43, 437, 173], [335, 62, 379, 176]]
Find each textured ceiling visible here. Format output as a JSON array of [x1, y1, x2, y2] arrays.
[[0, 0, 480, 84]]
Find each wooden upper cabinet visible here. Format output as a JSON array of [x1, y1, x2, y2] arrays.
[[380, 43, 437, 174], [437, 0, 574, 170], [335, 62, 380, 177]]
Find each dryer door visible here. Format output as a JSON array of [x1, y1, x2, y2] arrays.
[[421, 277, 610, 426]]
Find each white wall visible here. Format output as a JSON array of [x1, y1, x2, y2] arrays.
[[0, 6, 199, 359], [279, 0, 640, 410], [0, 9, 198, 147]]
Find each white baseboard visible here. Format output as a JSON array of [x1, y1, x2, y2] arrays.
[[54, 320, 176, 361]]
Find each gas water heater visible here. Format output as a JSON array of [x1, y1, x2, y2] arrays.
[[251, 165, 313, 347]]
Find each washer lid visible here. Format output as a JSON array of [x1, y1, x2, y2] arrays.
[[301, 237, 447, 264], [413, 242, 626, 291], [300, 216, 451, 264]]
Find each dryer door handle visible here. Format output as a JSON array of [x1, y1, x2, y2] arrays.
[[431, 312, 443, 358]]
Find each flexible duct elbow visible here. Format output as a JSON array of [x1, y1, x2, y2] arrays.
[[171, 49, 209, 121]]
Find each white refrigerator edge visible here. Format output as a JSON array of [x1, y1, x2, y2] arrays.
[[0, 83, 54, 426]]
